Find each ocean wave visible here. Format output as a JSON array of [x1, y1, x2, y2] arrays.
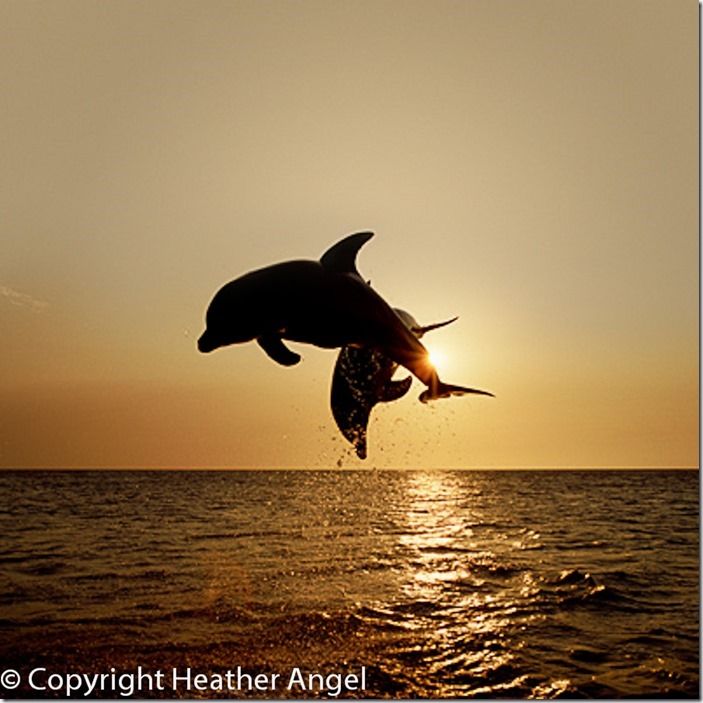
[[0, 469, 698, 699]]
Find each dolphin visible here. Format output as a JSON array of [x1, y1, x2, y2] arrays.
[[198, 231, 495, 403], [331, 309, 459, 459]]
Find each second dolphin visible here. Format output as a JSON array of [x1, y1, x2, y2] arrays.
[[331, 311, 459, 459]]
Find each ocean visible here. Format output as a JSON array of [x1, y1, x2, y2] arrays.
[[0, 469, 698, 698]]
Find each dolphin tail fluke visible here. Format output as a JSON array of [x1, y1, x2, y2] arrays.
[[412, 316, 458, 337], [419, 382, 495, 404], [320, 231, 374, 275]]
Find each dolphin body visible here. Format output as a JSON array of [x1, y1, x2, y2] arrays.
[[198, 231, 494, 403], [331, 310, 459, 459]]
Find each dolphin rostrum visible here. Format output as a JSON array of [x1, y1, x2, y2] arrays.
[[331, 309, 460, 459], [198, 231, 495, 403]]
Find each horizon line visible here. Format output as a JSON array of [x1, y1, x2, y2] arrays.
[[1, 466, 698, 472]]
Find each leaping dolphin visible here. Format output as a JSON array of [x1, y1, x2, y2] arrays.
[[331, 309, 459, 459], [198, 231, 495, 403]]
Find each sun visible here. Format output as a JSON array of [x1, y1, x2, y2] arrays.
[[426, 346, 447, 372]]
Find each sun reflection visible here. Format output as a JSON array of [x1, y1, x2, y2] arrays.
[[391, 472, 525, 695], [398, 471, 475, 598]]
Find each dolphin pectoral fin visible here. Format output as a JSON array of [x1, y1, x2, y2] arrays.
[[257, 335, 301, 366], [380, 376, 412, 403], [419, 382, 495, 404], [319, 231, 374, 275]]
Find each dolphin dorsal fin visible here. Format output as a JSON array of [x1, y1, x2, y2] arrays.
[[320, 231, 374, 275]]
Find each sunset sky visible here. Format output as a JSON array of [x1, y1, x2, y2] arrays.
[[1, 0, 698, 469]]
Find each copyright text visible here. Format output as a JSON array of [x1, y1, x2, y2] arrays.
[[1, 665, 368, 697]]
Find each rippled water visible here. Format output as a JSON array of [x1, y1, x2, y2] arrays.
[[0, 469, 699, 698]]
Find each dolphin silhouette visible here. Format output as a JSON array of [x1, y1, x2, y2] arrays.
[[198, 231, 494, 403], [331, 309, 460, 459]]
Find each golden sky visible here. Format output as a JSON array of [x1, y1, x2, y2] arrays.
[[1, 0, 698, 469]]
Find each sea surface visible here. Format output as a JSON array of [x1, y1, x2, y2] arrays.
[[0, 469, 699, 698]]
